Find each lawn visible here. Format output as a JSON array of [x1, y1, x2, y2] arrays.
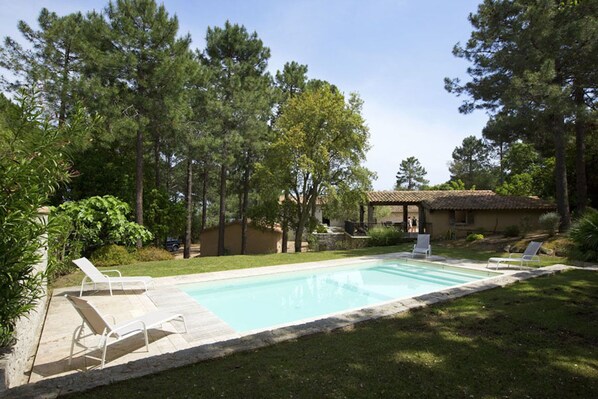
[[63, 269, 598, 398], [52, 240, 568, 289]]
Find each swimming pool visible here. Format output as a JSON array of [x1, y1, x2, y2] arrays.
[[179, 259, 496, 333]]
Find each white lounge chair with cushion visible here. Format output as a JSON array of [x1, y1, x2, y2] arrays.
[[487, 241, 543, 270], [66, 295, 187, 369], [73, 257, 154, 296], [412, 234, 431, 258]]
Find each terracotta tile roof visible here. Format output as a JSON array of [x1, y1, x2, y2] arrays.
[[367, 190, 555, 211], [367, 190, 494, 204]]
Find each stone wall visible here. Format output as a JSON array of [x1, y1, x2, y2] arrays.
[[0, 208, 50, 392], [313, 232, 370, 251]]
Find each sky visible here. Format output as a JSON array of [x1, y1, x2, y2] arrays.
[[0, 0, 490, 190]]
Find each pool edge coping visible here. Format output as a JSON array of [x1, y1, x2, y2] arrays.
[[5, 261, 578, 398]]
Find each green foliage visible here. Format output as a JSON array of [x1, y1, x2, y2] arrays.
[[395, 156, 429, 190], [54, 195, 153, 254], [47, 212, 81, 281], [271, 85, 373, 251], [315, 224, 328, 233], [307, 234, 319, 251], [90, 245, 136, 267], [135, 246, 174, 262], [0, 90, 75, 347], [144, 188, 186, 243], [447, 0, 598, 229], [495, 173, 534, 196], [503, 225, 520, 238], [466, 233, 484, 242], [448, 136, 497, 189], [373, 206, 392, 221], [539, 212, 561, 237], [367, 227, 404, 247], [423, 179, 468, 191], [568, 209, 598, 262]]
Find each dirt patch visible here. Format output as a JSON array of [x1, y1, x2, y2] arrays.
[[437, 232, 570, 256]]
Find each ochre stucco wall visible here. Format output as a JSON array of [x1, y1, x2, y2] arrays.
[[200, 223, 282, 256], [426, 209, 549, 239]]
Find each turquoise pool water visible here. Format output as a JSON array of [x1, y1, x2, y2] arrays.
[[179, 260, 495, 333]]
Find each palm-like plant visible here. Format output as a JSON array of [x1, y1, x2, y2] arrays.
[[568, 209, 598, 262]]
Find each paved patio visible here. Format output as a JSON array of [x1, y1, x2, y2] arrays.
[[7, 255, 575, 398]]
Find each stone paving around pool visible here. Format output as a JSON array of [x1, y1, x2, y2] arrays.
[[5, 254, 578, 398]]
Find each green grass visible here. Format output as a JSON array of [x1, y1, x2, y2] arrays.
[[51, 242, 568, 289], [63, 269, 598, 398]]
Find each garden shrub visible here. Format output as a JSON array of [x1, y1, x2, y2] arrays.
[[55, 195, 153, 252], [49, 196, 153, 274], [136, 246, 173, 262], [568, 209, 598, 262], [368, 227, 404, 247], [466, 233, 484, 242], [90, 245, 136, 267], [47, 212, 81, 281], [0, 91, 79, 347], [315, 224, 328, 233], [503, 225, 520, 238], [539, 212, 561, 236]]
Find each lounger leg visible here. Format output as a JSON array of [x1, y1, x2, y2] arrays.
[[180, 315, 188, 333], [108, 281, 113, 296], [79, 277, 88, 297], [69, 324, 84, 366], [101, 340, 108, 369], [143, 328, 149, 352]]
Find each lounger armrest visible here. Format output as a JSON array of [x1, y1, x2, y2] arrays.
[[508, 253, 522, 259], [111, 320, 148, 338], [102, 269, 123, 277]]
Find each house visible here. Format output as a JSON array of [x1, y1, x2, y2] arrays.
[[200, 221, 283, 256], [361, 190, 556, 239]]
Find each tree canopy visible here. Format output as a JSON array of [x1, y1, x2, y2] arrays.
[[446, 0, 598, 229]]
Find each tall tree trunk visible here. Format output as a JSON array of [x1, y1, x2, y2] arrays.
[[281, 190, 289, 253], [217, 163, 227, 256], [294, 208, 309, 253], [135, 129, 144, 248], [552, 114, 571, 231], [201, 166, 208, 235], [240, 162, 250, 255], [58, 47, 70, 127], [154, 135, 161, 189], [184, 156, 193, 259], [294, 190, 316, 252], [574, 86, 587, 214]]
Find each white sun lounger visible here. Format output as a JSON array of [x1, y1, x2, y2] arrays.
[[67, 295, 187, 369], [73, 257, 154, 296], [487, 241, 543, 270], [412, 234, 431, 258]]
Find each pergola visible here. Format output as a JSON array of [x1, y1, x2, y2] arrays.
[[359, 190, 502, 234]]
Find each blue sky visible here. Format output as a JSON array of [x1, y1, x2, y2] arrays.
[[0, 0, 489, 190]]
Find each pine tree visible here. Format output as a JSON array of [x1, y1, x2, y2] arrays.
[[395, 156, 429, 190]]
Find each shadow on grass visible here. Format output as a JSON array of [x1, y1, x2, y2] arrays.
[[62, 270, 598, 399]]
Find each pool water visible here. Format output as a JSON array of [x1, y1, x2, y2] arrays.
[[179, 260, 494, 333]]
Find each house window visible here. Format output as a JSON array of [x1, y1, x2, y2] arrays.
[[450, 210, 474, 225]]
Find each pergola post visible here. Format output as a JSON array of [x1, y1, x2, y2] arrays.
[[403, 205, 408, 232], [367, 204, 375, 225]]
